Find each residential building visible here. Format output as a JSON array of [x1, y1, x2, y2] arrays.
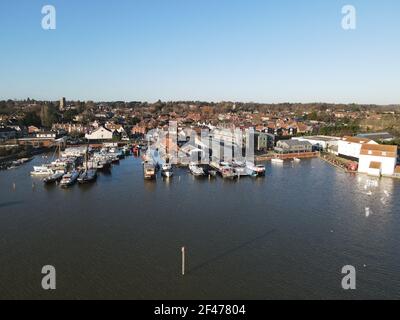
[[0, 127, 17, 141], [28, 126, 41, 134], [85, 126, 114, 141], [254, 132, 274, 151]]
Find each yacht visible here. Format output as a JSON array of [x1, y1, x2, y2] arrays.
[[143, 162, 156, 180], [31, 165, 54, 176], [293, 158, 301, 163], [189, 163, 205, 177], [232, 160, 249, 177], [161, 164, 174, 178], [43, 171, 65, 184], [220, 166, 237, 179], [246, 162, 266, 177], [60, 171, 80, 187]]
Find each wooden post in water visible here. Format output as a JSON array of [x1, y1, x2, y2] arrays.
[[181, 246, 186, 276]]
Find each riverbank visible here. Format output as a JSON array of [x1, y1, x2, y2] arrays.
[[256, 151, 319, 162], [0, 147, 49, 170]]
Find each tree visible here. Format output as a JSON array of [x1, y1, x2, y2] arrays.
[[20, 112, 41, 127], [40, 104, 59, 128]]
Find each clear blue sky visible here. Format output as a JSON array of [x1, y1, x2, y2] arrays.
[[0, 0, 399, 104]]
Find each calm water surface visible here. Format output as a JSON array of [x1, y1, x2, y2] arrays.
[[0, 155, 400, 299]]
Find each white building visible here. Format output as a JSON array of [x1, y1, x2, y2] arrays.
[[85, 126, 114, 141], [338, 136, 378, 160], [358, 144, 398, 176], [292, 136, 341, 154]]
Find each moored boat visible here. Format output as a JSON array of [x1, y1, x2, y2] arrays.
[[203, 165, 217, 177], [189, 163, 205, 177], [31, 165, 54, 176], [60, 171, 79, 187], [220, 166, 237, 179], [246, 162, 266, 177], [143, 162, 156, 180], [271, 158, 284, 164], [43, 171, 65, 184], [78, 169, 97, 184], [161, 164, 174, 178]]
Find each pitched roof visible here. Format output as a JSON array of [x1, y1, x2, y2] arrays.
[[342, 136, 373, 144], [357, 132, 394, 140], [360, 144, 398, 158]]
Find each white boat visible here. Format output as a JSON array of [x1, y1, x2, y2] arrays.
[[143, 162, 156, 180], [293, 158, 301, 163], [271, 158, 284, 164], [232, 160, 249, 176], [246, 162, 266, 177], [189, 163, 205, 177], [60, 171, 79, 187], [220, 166, 237, 179], [31, 166, 54, 176], [161, 164, 174, 178]]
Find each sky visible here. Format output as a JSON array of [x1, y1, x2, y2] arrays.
[[0, 0, 399, 104]]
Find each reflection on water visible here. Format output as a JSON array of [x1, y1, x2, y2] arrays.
[[0, 155, 400, 299]]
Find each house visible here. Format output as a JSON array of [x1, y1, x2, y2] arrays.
[[275, 140, 313, 154], [358, 144, 398, 176], [131, 124, 146, 136], [85, 126, 114, 141], [0, 127, 17, 141], [267, 123, 283, 136], [254, 132, 274, 151], [337, 136, 378, 161], [28, 126, 41, 134]]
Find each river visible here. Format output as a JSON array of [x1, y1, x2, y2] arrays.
[[0, 154, 399, 299]]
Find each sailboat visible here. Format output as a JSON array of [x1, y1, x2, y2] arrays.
[[78, 145, 98, 184], [32, 142, 64, 177]]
